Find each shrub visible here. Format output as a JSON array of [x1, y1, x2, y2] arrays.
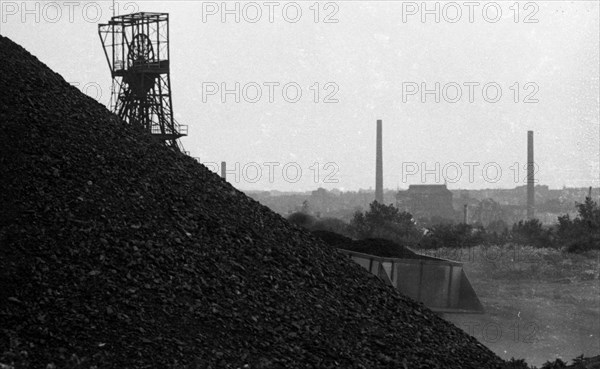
[[287, 212, 316, 229], [419, 223, 485, 249], [511, 219, 554, 248], [349, 201, 421, 246], [557, 196, 600, 253], [540, 358, 567, 369], [487, 219, 510, 236], [502, 358, 533, 369], [564, 235, 598, 253], [311, 217, 352, 237]]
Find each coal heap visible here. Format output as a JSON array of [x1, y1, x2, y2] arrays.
[[0, 35, 504, 368], [311, 231, 424, 259], [311, 230, 353, 248], [346, 238, 422, 259]]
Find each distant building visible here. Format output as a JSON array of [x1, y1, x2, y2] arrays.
[[396, 184, 455, 221]]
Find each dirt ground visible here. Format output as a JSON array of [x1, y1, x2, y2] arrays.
[[416, 246, 600, 367]]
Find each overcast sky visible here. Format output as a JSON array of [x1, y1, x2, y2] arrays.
[[2, 0, 598, 191]]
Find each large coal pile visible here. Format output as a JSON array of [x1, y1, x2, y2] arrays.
[[0, 35, 504, 368], [311, 231, 424, 259], [347, 238, 423, 259], [311, 230, 353, 248]]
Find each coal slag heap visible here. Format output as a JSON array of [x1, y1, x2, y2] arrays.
[[0, 35, 505, 368]]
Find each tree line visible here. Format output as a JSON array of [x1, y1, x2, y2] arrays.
[[288, 195, 600, 253]]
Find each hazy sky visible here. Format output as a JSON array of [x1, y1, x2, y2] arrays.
[[2, 0, 599, 191]]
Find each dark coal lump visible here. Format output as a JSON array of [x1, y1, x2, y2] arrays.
[[0, 35, 506, 368]]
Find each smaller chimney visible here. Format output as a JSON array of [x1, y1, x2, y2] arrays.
[[221, 161, 226, 179], [463, 204, 468, 224], [527, 131, 534, 219], [375, 119, 383, 203]]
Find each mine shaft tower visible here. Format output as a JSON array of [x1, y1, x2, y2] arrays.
[[98, 12, 187, 150]]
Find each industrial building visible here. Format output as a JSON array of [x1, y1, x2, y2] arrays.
[[396, 184, 456, 221]]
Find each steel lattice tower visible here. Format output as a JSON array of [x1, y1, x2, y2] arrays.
[[98, 12, 187, 150]]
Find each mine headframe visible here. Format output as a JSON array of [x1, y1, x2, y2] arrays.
[[98, 12, 187, 150]]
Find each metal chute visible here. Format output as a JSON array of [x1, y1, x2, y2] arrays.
[[340, 249, 484, 314]]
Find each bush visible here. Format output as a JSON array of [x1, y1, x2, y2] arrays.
[[287, 212, 316, 229], [540, 358, 567, 369], [565, 235, 599, 253], [311, 217, 352, 237], [419, 223, 485, 249], [349, 201, 421, 246], [557, 196, 600, 253], [511, 219, 554, 248], [502, 358, 533, 369], [499, 355, 596, 369], [487, 219, 510, 236]]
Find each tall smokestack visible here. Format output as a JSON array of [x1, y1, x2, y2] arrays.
[[527, 131, 534, 219], [221, 161, 226, 180], [463, 204, 468, 224], [375, 119, 383, 203]]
